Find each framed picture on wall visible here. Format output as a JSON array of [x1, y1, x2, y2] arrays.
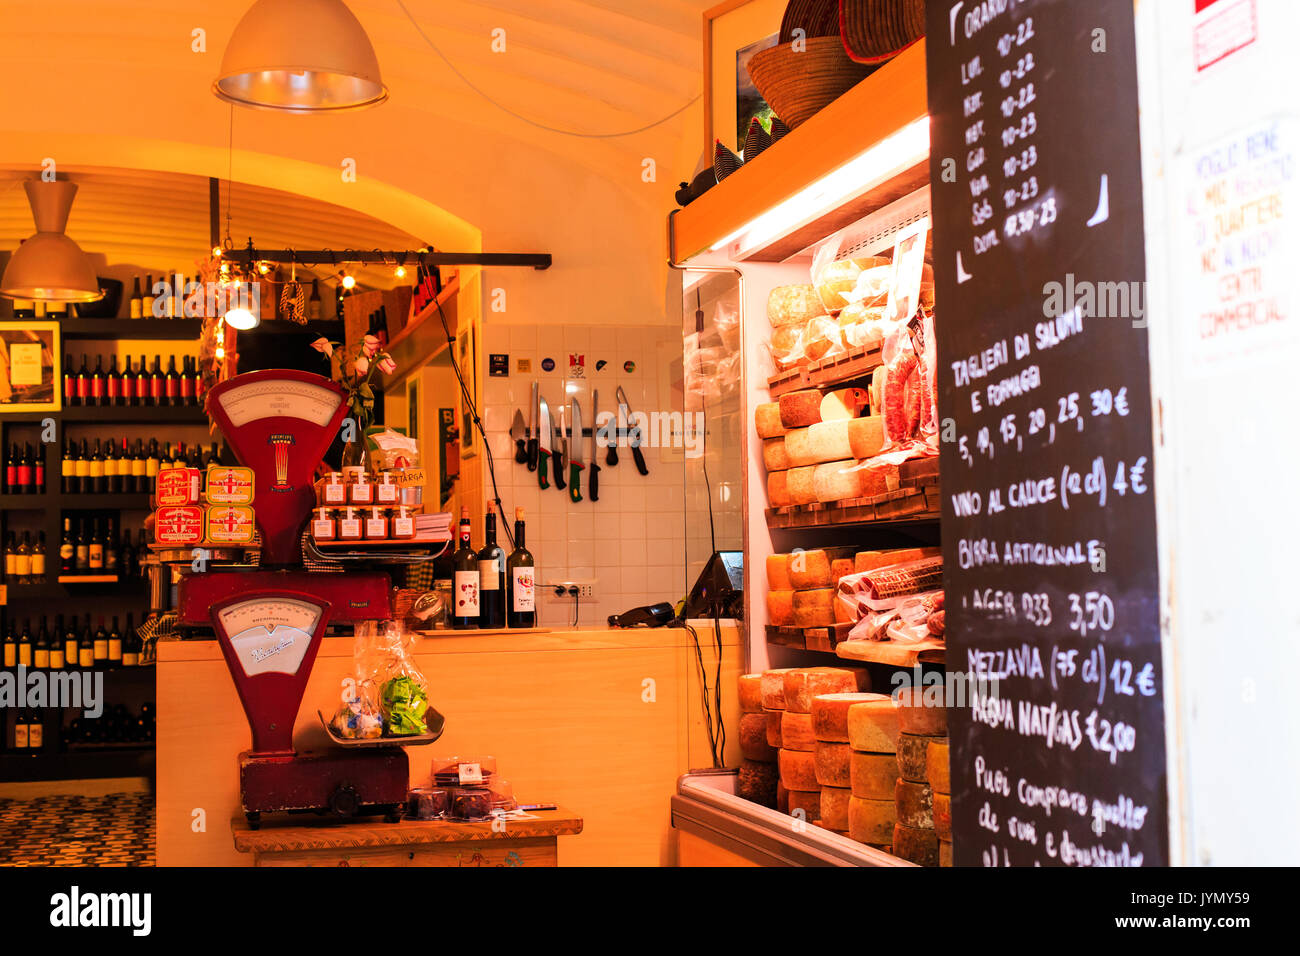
[[705, 0, 785, 154], [0, 321, 61, 413], [458, 324, 478, 459]]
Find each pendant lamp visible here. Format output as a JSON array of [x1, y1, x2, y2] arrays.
[[213, 0, 388, 112], [0, 180, 102, 303]]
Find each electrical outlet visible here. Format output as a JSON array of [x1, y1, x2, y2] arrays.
[[545, 580, 596, 600]]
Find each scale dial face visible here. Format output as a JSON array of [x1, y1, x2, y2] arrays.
[[216, 378, 343, 428], [216, 597, 324, 677]]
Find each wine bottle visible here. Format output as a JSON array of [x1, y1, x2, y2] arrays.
[[3, 531, 15, 580], [165, 355, 180, 406], [122, 613, 139, 667], [114, 437, 129, 494], [108, 616, 122, 668], [31, 532, 46, 584], [49, 615, 65, 670], [15, 531, 31, 585], [75, 519, 89, 571], [180, 356, 195, 405], [27, 708, 43, 751], [64, 615, 78, 671], [78, 616, 94, 670], [451, 508, 479, 629], [104, 518, 119, 574], [150, 355, 163, 406], [17, 620, 32, 669], [136, 353, 149, 406], [476, 511, 507, 629], [60, 517, 74, 572], [17, 442, 33, 494], [32, 442, 44, 493], [14, 709, 29, 750], [129, 276, 143, 318], [76, 353, 90, 406], [142, 274, 156, 318], [93, 617, 108, 670], [120, 528, 136, 579], [506, 508, 536, 628], [2, 624, 16, 670], [309, 278, 322, 320], [90, 438, 106, 494], [76, 438, 90, 494], [107, 354, 121, 405], [91, 355, 106, 406], [3, 443, 15, 494], [88, 519, 105, 571], [62, 354, 76, 407], [33, 620, 49, 670]]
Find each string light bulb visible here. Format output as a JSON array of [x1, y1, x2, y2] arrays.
[[340, 272, 356, 290], [393, 265, 406, 279], [212, 246, 223, 258]]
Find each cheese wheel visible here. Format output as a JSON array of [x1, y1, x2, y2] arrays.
[[785, 421, 853, 467], [777, 781, 789, 813], [767, 284, 824, 327], [820, 786, 852, 831], [778, 389, 823, 428], [787, 547, 856, 589], [765, 553, 793, 590], [895, 778, 934, 830], [933, 792, 952, 842], [738, 674, 764, 714], [820, 387, 869, 422], [765, 590, 795, 626], [740, 713, 778, 762], [854, 546, 941, 573], [783, 667, 871, 713], [816, 257, 890, 315], [939, 839, 953, 868], [792, 588, 836, 627], [830, 558, 856, 583], [814, 741, 852, 787], [812, 459, 881, 503], [761, 436, 791, 472], [811, 692, 880, 742], [892, 824, 940, 867], [737, 759, 779, 808], [779, 711, 817, 752], [850, 751, 897, 800], [847, 698, 902, 753], [783, 466, 815, 505], [769, 324, 803, 367], [761, 669, 795, 711], [764, 708, 783, 747], [787, 788, 821, 820], [848, 796, 897, 844], [927, 739, 951, 794], [847, 415, 886, 458], [802, 318, 837, 362], [896, 686, 948, 735], [897, 732, 937, 783], [767, 471, 791, 507], [755, 402, 786, 438], [778, 748, 819, 792]]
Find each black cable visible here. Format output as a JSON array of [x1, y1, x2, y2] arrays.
[[676, 620, 723, 768], [712, 611, 726, 762]]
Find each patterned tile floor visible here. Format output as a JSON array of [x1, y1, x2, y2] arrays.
[[0, 792, 155, 866]]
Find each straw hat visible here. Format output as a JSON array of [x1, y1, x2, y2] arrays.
[[840, 0, 926, 64], [747, 35, 875, 130]]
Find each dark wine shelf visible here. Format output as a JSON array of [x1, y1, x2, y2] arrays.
[[60, 319, 202, 340]]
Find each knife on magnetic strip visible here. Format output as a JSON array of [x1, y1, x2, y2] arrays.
[[526, 381, 539, 471], [537, 397, 552, 489], [568, 397, 585, 503]]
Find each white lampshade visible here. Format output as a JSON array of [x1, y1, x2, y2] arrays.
[[0, 181, 102, 303], [214, 0, 388, 112]]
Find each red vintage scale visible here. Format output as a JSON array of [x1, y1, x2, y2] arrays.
[[174, 369, 429, 827]]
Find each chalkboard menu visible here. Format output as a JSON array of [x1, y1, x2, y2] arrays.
[[927, 0, 1168, 866]]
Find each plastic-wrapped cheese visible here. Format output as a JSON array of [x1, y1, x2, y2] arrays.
[[766, 553, 793, 590], [850, 751, 897, 799], [737, 759, 779, 808], [847, 416, 886, 458], [767, 472, 791, 507], [787, 788, 821, 821], [814, 741, 852, 787], [933, 791, 951, 841], [787, 547, 856, 588], [848, 796, 897, 844], [785, 420, 853, 466], [780, 711, 817, 752], [820, 786, 852, 831], [765, 590, 795, 626], [927, 739, 951, 794], [738, 673, 764, 714], [811, 692, 881, 742], [783, 667, 871, 713], [755, 402, 786, 438], [740, 712, 778, 761], [816, 256, 890, 315], [786, 466, 817, 505], [767, 284, 824, 327], [778, 748, 819, 792], [769, 324, 803, 369], [792, 588, 836, 627], [896, 686, 948, 735], [765, 709, 783, 747], [761, 669, 796, 711], [895, 778, 934, 829], [762, 437, 791, 472], [778, 389, 823, 428], [892, 823, 939, 867], [897, 732, 937, 783], [820, 387, 869, 422], [847, 698, 902, 753]]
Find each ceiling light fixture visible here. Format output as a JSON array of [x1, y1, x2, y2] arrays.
[[214, 0, 388, 113], [0, 181, 103, 302]]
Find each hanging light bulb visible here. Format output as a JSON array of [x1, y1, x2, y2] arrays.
[[340, 272, 356, 290], [257, 262, 271, 275], [393, 264, 406, 279], [212, 246, 223, 258]]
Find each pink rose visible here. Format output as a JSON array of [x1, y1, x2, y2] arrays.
[[354, 355, 369, 375], [362, 334, 380, 358], [377, 357, 397, 375], [310, 337, 333, 357]]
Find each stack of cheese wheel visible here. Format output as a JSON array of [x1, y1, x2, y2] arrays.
[[788, 547, 857, 628], [928, 737, 952, 866], [736, 673, 778, 808], [777, 667, 869, 828], [891, 687, 947, 866], [760, 669, 795, 813], [844, 693, 901, 849], [810, 690, 879, 837]]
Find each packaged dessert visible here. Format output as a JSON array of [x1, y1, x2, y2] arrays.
[[206, 505, 256, 545], [205, 465, 254, 505], [155, 506, 204, 546], [451, 787, 493, 820], [156, 467, 201, 506], [407, 788, 450, 820], [430, 755, 497, 786]]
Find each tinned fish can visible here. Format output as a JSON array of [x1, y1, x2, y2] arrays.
[[155, 505, 205, 546], [156, 467, 201, 507], [206, 505, 256, 545], [205, 465, 255, 505]]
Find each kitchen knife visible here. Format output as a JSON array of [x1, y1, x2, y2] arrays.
[[526, 381, 539, 471], [588, 389, 601, 503], [617, 385, 650, 476], [568, 397, 585, 503], [537, 397, 552, 489], [552, 404, 567, 491], [511, 409, 528, 464]]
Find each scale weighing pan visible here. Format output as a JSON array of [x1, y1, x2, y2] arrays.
[[316, 708, 447, 749]]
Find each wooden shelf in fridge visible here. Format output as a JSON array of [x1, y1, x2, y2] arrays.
[[670, 41, 928, 264], [767, 343, 884, 397], [766, 485, 941, 531]]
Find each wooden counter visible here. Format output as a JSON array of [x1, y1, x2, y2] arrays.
[[232, 808, 583, 867], [157, 623, 743, 866]]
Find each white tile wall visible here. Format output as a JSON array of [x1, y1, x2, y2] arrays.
[[481, 323, 688, 627]]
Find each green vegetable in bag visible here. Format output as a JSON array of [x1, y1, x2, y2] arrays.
[[380, 675, 429, 735]]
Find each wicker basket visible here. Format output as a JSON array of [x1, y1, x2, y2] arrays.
[[747, 35, 875, 130], [840, 0, 926, 65], [780, 0, 841, 43]]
